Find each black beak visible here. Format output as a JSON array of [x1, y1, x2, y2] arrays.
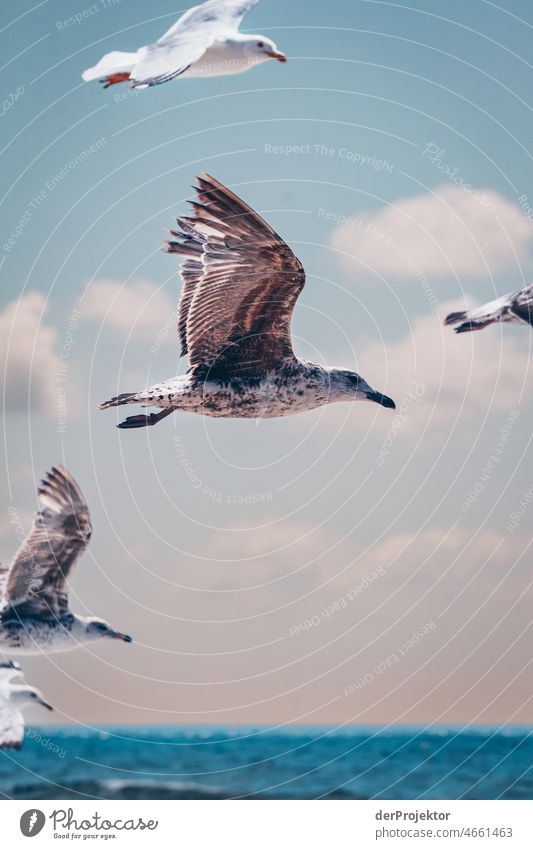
[[110, 630, 133, 643], [366, 391, 396, 409]]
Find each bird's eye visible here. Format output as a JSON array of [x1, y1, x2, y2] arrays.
[[257, 41, 264, 48]]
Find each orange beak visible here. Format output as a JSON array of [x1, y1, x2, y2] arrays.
[[268, 51, 287, 63]]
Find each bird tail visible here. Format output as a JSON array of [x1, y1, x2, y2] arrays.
[[444, 310, 468, 326], [98, 392, 137, 411], [444, 303, 505, 334], [82, 51, 138, 84], [444, 309, 489, 333]]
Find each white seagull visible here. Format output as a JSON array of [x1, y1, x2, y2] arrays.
[[81, 0, 286, 90], [445, 284, 533, 333], [0, 661, 53, 750], [0, 466, 132, 654], [99, 174, 396, 429]]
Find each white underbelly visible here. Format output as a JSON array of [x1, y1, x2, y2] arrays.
[[0, 622, 77, 654], [139, 373, 329, 417], [191, 383, 327, 418]]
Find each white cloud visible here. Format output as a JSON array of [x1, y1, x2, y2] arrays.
[[331, 185, 532, 279], [314, 299, 532, 445], [82, 279, 175, 341], [157, 521, 532, 634], [358, 301, 532, 423], [0, 292, 60, 415], [180, 521, 333, 595]]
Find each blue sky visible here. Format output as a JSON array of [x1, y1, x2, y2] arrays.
[[1, 0, 533, 729]]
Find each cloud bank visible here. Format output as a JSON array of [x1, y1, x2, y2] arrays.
[[331, 185, 532, 280], [82, 279, 175, 342], [0, 292, 60, 415]]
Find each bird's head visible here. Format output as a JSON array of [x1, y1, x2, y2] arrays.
[[86, 619, 133, 644], [13, 686, 53, 711], [245, 35, 287, 63], [327, 369, 396, 409]]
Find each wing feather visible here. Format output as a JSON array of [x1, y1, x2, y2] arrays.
[[1, 467, 92, 620], [131, 35, 213, 88], [165, 174, 305, 378], [158, 0, 261, 45]]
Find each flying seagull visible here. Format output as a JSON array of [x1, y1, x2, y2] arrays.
[[99, 174, 396, 429], [0, 661, 53, 750], [0, 467, 132, 654], [445, 284, 533, 333], [81, 0, 286, 90]]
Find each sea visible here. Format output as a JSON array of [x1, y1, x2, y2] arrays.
[[1, 725, 532, 800]]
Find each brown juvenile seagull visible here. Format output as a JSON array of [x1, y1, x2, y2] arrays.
[[0, 467, 132, 654], [99, 174, 396, 430], [445, 284, 533, 333]]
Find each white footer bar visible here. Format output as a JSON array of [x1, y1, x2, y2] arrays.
[[2, 799, 532, 848]]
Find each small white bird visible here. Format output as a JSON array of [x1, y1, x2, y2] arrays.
[[99, 174, 396, 429], [0, 661, 53, 750], [0, 466, 132, 655], [81, 0, 286, 90], [445, 284, 533, 333]]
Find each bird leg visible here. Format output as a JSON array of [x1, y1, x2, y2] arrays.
[[117, 407, 177, 430], [101, 73, 131, 88]]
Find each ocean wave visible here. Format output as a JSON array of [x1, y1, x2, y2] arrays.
[[4, 778, 235, 800], [3, 726, 533, 800]]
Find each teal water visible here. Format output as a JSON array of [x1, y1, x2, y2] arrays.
[[1, 726, 532, 800]]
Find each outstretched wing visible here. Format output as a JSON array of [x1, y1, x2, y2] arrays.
[[0, 694, 23, 750], [1, 467, 92, 620], [132, 0, 261, 87], [158, 0, 261, 45], [165, 174, 306, 378]]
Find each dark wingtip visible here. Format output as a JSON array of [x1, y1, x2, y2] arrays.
[[0, 660, 21, 671]]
